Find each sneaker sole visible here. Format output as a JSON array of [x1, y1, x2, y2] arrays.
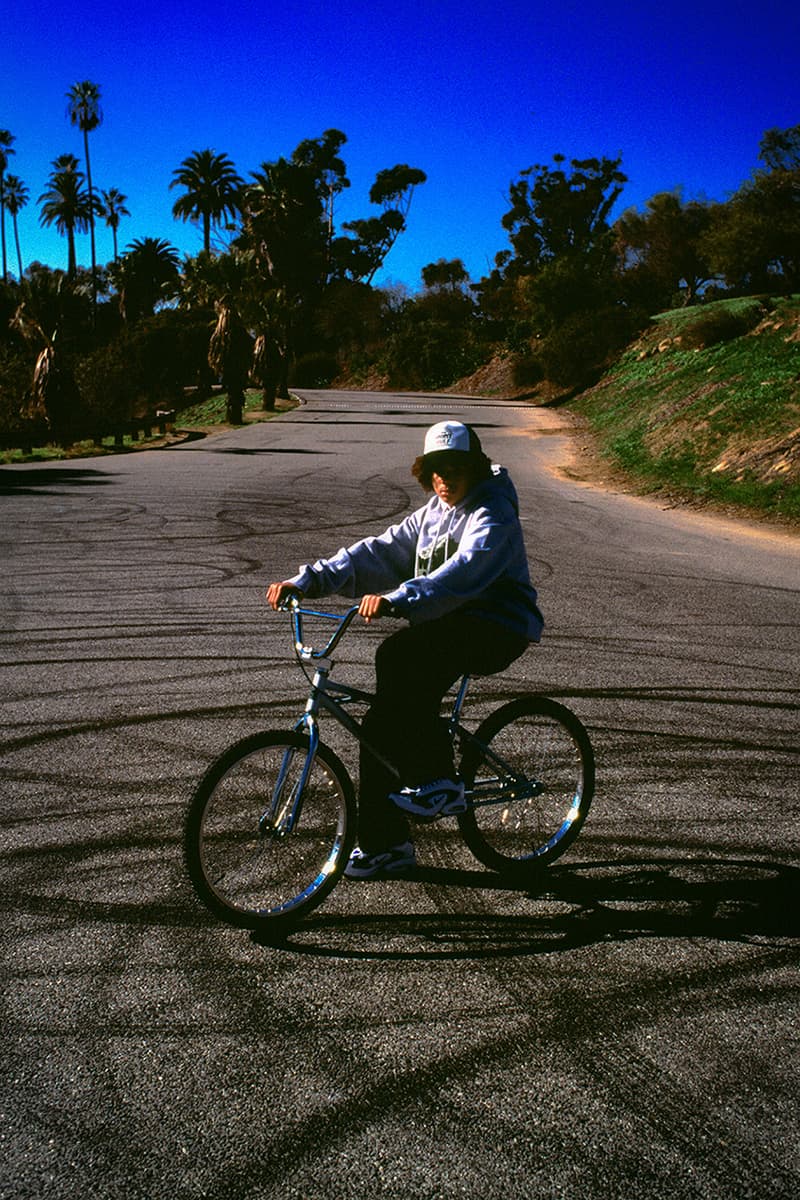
[[344, 860, 416, 880]]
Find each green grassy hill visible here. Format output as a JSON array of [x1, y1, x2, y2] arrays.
[[569, 296, 800, 523]]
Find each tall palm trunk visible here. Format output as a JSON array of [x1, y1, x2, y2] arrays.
[[66, 225, 77, 278], [12, 209, 22, 279], [0, 174, 7, 284], [30, 342, 78, 446], [209, 301, 251, 424], [83, 127, 97, 311]]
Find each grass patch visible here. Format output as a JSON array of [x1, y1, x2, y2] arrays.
[[178, 388, 298, 428], [571, 295, 800, 522], [0, 433, 171, 464], [0, 443, 67, 464], [177, 388, 272, 427]]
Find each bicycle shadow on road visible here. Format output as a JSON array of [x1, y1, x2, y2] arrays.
[[255, 856, 800, 959]]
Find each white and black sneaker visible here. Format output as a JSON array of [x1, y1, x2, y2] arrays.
[[344, 840, 416, 880], [389, 778, 467, 819]]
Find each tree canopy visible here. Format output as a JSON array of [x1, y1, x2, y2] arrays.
[[2, 106, 800, 445], [170, 149, 244, 254]]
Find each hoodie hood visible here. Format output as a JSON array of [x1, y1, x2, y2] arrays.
[[466, 465, 520, 514]]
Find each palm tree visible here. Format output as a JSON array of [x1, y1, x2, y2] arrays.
[[39, 154, 95, 278], [208, 298, 252, 424], [66, 81, 102, 304], [4, 174, 29, 279], [0, 128, 16, 283], [12, 267, 85, 443], [52, 152, 80, 171], [170, 149, 243, 254], [99, 187, 130, 261], [181, 248, 253, 418], [251, 290, 289, 409], [112, 236, 181, 322]]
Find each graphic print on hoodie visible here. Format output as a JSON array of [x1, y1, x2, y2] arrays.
[[414, 507, 459, 578]]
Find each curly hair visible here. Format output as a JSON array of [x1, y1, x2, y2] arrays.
[[411, 447, 493, 492]]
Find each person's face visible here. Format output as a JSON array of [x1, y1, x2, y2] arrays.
[[430, 457, 472, 507]]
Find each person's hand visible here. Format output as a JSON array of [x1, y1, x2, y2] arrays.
[[358, 594, 392, 623], [266, 582, 302, 610]]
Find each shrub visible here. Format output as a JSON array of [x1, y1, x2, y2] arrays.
[[0, 345, 36, 433], [512, 353, 545, 388], [681, 305, 764, 349], [75, 340, 140, 431], [540, 306, 648, 389], [77, 310, 213, 425], [383, 317, 486, 390], [289, 352, 340, 387]]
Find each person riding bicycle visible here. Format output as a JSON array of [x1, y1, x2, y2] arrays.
[[266, 420, 543, 879]]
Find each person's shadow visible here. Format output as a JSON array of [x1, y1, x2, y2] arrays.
[[253, 856, 799, 958]]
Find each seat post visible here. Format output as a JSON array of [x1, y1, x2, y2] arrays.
[[451, 675, 471, 722]]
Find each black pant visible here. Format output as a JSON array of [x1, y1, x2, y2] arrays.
[[357, 613, 528, 851]]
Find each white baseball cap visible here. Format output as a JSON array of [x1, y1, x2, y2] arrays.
[[422, 421, 474, 456]]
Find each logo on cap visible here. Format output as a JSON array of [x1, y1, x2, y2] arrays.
[[423, 421, 470, 455]]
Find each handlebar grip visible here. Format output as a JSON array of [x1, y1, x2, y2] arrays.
[[276, 589, 303, 612]]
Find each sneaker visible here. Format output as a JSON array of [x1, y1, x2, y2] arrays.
[[389, 778, 467, 819], [344, 840, 416, 880]]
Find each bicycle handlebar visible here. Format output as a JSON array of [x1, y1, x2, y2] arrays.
[[281, 597, 360, 660]]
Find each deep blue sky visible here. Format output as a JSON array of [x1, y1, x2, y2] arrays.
[[3, 0, 799, 290]]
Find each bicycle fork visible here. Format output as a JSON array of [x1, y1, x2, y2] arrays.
[[260, 665, 326, 838]]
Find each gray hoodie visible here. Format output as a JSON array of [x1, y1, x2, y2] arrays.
[[288, 466, 543, 641]]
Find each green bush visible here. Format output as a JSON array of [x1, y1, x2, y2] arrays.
[[0, 345, 36, 433], [75, 310, 213, 429], [681, 305, 764, 349], [75, 340, 140, 431], [384, 319, 485, 390], [289, 352, 340, 387], [541, 306, 648, 388], [512, 353, 545, 388]]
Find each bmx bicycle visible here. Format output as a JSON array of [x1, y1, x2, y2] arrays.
[[185, 600, 595, 935]]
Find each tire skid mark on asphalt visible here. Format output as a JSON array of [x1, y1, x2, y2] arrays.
[[412, 843, 799, 1194], [565, 1014, 798, 1196], [0, 695, 300, 753], [194, 920, 797, 1195], [2, 471, 416, 564], [585, 720, 799, 758]]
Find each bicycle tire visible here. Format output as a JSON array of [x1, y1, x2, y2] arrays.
[[185, 730, 356, 932], [457, 695, 594, 879]]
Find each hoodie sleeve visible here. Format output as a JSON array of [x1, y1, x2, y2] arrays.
[[287, 507, 424, 599], [383, 500, 519, 622]]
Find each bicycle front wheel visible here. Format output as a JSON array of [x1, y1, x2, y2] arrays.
[[458, 696, 594, 879], [185, 731, 356, 933]]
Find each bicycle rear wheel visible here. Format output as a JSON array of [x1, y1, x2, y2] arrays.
[[458, 696, 594, 879], [185, 730, 356, 933]]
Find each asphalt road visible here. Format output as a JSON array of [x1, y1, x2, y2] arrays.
[[1, 391, 798, 1200]]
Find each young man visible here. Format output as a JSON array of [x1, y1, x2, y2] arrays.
[[266, 420, 543, 878]]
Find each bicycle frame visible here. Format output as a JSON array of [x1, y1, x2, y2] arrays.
[[186, 599, 595, 934], [270, 601, 540, 834]]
